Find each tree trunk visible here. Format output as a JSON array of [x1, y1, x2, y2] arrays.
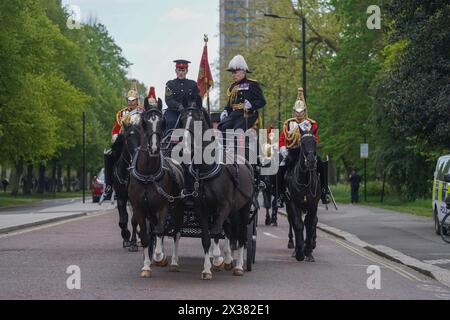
[[56, 164, 63, 192], [51, 159, 57, 194], [10, 161, 24, 196], [23, 164, 33, 195], [37, 165, 46, 194], [67, 164, 71, 192], [1, 166, 6, 180]]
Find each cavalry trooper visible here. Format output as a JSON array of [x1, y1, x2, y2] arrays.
[[102, 82, 153, 200], [164, 59, 203, 134], [278, 88, 330, 205]]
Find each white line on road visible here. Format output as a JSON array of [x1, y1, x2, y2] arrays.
[[423, 259, 450, 266], [263, 232, 282, 239]]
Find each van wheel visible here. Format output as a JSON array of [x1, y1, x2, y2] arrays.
[[434, 208, 441, 235]]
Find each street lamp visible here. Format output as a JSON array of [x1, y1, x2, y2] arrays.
[[264, 13, 307, 100]]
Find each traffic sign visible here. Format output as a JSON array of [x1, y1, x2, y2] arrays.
[[360, 143, 369, 159]]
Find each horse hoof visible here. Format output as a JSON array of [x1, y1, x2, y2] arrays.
[[287, 241, 294, 249], [224, 263, 234, 271], [271, 221, 278, 227], [123, 241, 131, 248], [169, 265, 180, 272], [291, 250, 296, 257], [202, 272, 212, 280], [265, 217, 271, 226], [128, 245, 138, 252], [295, 250, 305, 262], [305, 255, 315, 262], [233, 268, 244, 276], [153, 256, 169, 267], [141, 270, 152, 278], [212, 260, 224, 272]]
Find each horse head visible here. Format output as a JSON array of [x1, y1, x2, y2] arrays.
[[141, 99, 165, 155], [123, 122, 142, 160], [299, 130, 317, 171]]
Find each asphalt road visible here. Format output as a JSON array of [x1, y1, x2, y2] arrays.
[[0, 206, 449, 300]]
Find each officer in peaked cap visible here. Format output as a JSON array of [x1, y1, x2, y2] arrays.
[[164, 59, 203, 135]]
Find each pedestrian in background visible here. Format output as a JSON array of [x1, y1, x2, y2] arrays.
[[1, 178, 8, 192], [349, 169, 361, 204]]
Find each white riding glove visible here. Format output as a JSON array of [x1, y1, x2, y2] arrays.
[[280, 146, 288, 158], [111, 134, 119, 143], [220, 110, 228, 121], [244, 99, 252, 110]]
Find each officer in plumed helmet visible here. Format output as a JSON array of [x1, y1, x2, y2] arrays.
[[218, 54, 266, 132]]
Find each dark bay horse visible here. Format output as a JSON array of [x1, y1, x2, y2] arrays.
[[178, 105, 254, 279], [285, 130, 320, 262], [106, 118, 140, 252], [128, 101, 184, 278]]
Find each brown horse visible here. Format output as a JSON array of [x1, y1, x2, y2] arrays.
[[127, 100, 184, 278]]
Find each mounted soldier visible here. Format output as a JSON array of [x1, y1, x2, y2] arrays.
[[278, 88, 330, 205], [102, 81, 150, 200]]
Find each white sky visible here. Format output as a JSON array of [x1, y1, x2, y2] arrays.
[[61, 0, 220, 109]]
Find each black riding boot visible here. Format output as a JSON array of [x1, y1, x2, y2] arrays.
[[318, 157, 330, 205], [271, 207, 278, 226], [102, 150, 114, 200]]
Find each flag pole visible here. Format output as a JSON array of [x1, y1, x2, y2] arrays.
[[204, 34, 211, 116]]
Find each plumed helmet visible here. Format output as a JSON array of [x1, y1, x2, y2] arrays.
[[293, 88, 308, 116], [227, 54, 251, 73], [127, 80, 140, 102]]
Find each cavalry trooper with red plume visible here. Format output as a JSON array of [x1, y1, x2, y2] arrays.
[[277, 88, 330, 205], [102, 81, 156, 200]]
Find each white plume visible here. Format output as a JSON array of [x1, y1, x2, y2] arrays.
[[228, 55, 249, 72]]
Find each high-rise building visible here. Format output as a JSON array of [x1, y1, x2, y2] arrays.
[[219, 0, 261, 105]]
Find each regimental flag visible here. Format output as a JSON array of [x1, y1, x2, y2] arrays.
[[197, 42, 214, 98]]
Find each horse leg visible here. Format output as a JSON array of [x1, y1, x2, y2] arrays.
[[271, 198, 278, 227], [117, 197, 131, 247], [232, 204, 250, 276], [153, 236, 168, 267], [128, 214, 139, 252], [134, 210, 151, 278], [288, 202, 305, 261], [211, 237, 224, 271], [263, 190, 271, 226], [222, 222, 234, 270], [288, 221, 295, 249], [201, 215, 213, 280], [169, 232, 181, 272], [304, 206, 318, 262]]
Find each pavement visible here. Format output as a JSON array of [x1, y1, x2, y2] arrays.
[[277, 202, 450, 287], [1, 204, 449, 300], [0, 198, 116, 234]]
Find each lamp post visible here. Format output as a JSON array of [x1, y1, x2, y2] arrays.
[[264, 13, 307, 99]]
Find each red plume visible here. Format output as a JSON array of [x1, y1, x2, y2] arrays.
[[147, 86, 156, 99]]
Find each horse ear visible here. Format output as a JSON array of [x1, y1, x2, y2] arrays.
[[143, 97, 150, 111], [157, 98, 163, 110]]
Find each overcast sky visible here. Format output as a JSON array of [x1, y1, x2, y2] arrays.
[[61, 0, 220, 109]]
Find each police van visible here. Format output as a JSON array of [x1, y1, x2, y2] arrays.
[[433, 155, 450, 234]]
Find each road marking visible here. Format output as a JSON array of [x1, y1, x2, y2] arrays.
[[331, 236, 424, 282], [263, 232, 282, 239]]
